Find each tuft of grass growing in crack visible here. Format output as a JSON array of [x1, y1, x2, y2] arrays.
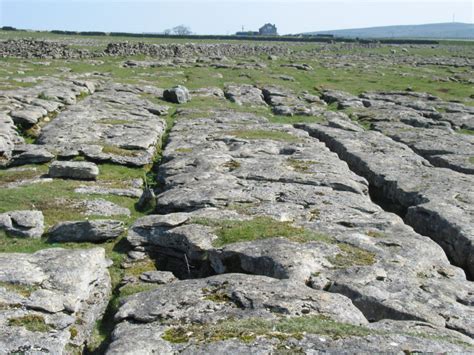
[[8, 314, 53, 333], [328, 243, 376, 268], [101, 145, 143, 157], [97, 119, 133, 125], [222, 159, 241, 171], [192, 216, 332, 247], [286, 158, 316, 173], [0, 282, 40, 297], [456, 128, 474, 135], [268, 114, 326, 125], [162, 316, 373, 344], [227, 129, 301, 142]]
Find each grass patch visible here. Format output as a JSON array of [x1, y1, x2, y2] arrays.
[[0, 166, 48, 185], [192, 217, 332, 247], [118, 282, 160, 299], [8, 314, 53, 332], [162, 316, 372, 344], [98, 119, 133, 125], [366, 230, 384, 238], [328, 243, 376, 268], [456, 128, 474, 135], [469, 157, 474, 165], [227, 129, 300, 142], [175, 147, 193, 153], [268, 115, 326, 125], [222, 160, 241, 171], [101, 145, 143, 157], [124, 258, 157, 278], [286, 158, 316, 173], [0, 281, 40, 297]]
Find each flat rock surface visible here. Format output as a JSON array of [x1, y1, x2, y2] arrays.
[[0, 248, 111, 353], [37, 83, 166, 167]]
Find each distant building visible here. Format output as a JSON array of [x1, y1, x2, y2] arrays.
[[235, 24, 278, 36], [259, 23, 278, 36]]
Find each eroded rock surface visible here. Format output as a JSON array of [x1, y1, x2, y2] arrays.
[[118, 107, 473, 350], [0, 248, 111, 353], [37, 83, 167, 167]]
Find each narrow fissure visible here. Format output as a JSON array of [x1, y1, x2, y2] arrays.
[[84, 106, 178, 353], [294, 124, 473, 281]]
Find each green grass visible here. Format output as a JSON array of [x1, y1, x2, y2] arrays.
[[328, 243, 376, 268], [0, 281, 40, 297], [0, 165, 48, 186], [469, 157, 474, 165], [268, 114, 326, 124], [192, 217, 332, 247], [162, 316, 372, 344], [457, 128, 474, 135], [97, 119, 134, 125], [286, 158, 316, 173], [227, 129, 301, 142], [8, 314, 53, 332], [101, 145, 143, 157]]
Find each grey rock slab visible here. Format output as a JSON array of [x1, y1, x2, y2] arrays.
[[48, 160, 99, 180], [262, 85, 326, 117], [106, 321, 474, 354], [9, 144, 54, 167], [10, 106, 47, 126], [0, 113, 22, 166], [107, 275, 473, 353], [372, 121, 474, 174], [163, 85, 191, 104], [190, 87, 224, 98], [48, 220, 125, 243], [224, 84, 267, 106], [36, 83, 166, 167], [115, 273, 367, 325], [297, 123, 474, 278], [125, 106, 474, 339], [76, 199, 131, 217], [0, 210, 44, 238], [0, 248, 111, 352], [74, 185, 143, 198]]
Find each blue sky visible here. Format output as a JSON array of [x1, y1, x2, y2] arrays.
[[1, 0, 472, 34]]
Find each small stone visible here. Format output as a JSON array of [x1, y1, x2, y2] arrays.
[[128, 251, 147, 261], [139, 271, 177, 284]]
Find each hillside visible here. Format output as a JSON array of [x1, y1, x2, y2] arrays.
[[306, 22, 474, 39]]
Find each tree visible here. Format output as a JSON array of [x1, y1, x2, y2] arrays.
[[163, 29, 171, 35], [172, 25, 192, 35]]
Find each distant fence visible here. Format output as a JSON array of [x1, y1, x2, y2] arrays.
[[19, 28, 440, 45]]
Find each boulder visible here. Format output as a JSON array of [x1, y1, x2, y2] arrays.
[[163, 85, 191, 104]]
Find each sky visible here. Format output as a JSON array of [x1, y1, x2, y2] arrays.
[[0, 0, 472, 35]]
